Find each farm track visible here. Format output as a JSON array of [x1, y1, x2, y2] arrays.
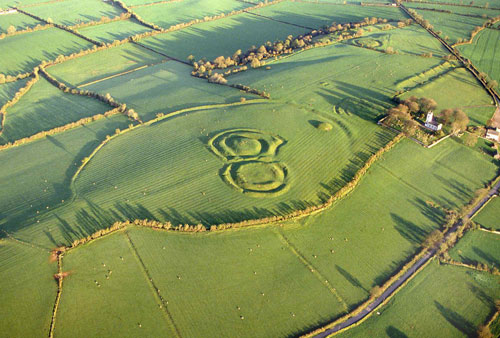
[[309, 178, 500, 337], [124, 231, 182, 338]]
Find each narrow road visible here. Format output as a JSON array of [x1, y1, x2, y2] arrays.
[[313, 179, 500, 338]]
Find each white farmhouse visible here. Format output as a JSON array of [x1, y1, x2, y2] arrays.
[[424, 111, 442, 131], [485, 128, 500, 142]]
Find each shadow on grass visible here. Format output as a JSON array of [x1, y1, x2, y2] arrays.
[[434, 301, 475, 336]]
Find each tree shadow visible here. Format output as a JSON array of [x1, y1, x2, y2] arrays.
[[392, 213, 428, 245], [434, 301, 475, 336], [336, 265, 368, 292], [386, 326, 408, 338]]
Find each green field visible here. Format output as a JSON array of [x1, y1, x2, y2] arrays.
[[474, 196, 500, 230], [0, 115, 130, 236], [77, 19, 151, 44], [0, 27, 94, 75], [459, 28, 500, 93], [250, 1, 407, 28], [132, 0, 251, 29], [408, 0, 496, 8], [399, 67, 495, 125], [139, 12, 310, 61], [449, 229, 500, 268], [0, 239, 56, 337], [0, 11, 42, 33], [47, 42, 165, 87], [409, 9, 488, 44], [85, 61, 255, 121], [0, 77, 112, 143], [406, 2, 500, 18], [337, 261, 500, 338], [25, 0, 124, 26], [0, 77, 28, 106]]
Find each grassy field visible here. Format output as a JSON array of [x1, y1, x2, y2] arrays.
[[227, 42, 448, 120], [0, 239, 56, 338], [250, 1, 407, 28], [139, 12, 310, 61], [85, 60, 254, 121], [55, 229, 178, 337], [0, 11, 42, 33], [406, 2, 500, 18], [26, 0, 124, 26], [409, 9, 488, 44], [408, 0, 496, 7], [132, 0, 251, 29], [459, 28, 500, 93], [278, 137, 497, 307], [474, 196, 500, 230], [449, 229, 500, 268], [0, 77, 28, 106], [0, 77, 112, 143], [0, 114, 130, 243], [47, 42, 165, 87], [346, 24, 448, 57], [399, 67, 495, 125], [0, 27, 94, 75], [77, 19, 151, 44], [337, 261, 500, 338]]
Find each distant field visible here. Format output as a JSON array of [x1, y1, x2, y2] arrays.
[[56, 226, 348, 337], [0, 11, 42, 33], [25, 0, 124, 26], [55, 230, 178, 338], [77, 19, 151, 44], [346, 24, 448, 57], [408, 9, 488, 44], [250, 1, 407, 28], [408, 0, 496, 8], [399, 67, 495, 125], [0, 239, 56, 338], [132, 0, 251, 29], [449, 230, 500, 268], [0, 77, 112, 143], [0, 115, 130, 236], [459, 28, 500, 93], [406, 2, 500, 18], [279, 137, 497, 307], [227, 42, 447, 120], [474, 196, 500, 230], [85, 61, 255, 121], [0, 27, 94, 75], [139, 12, 310, 61], [337, 261, 500, 338], [47, 42, 165, 87]]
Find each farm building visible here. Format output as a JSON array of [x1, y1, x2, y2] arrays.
[[485, 128, 500, 142], [424, 111, 442, 131]]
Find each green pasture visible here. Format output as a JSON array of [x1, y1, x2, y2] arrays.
[[394, 60, 456, 91], [251, 1, 406, 29], [459, 28, 500, 93], [0, 239, 56, 338], [0, 27, 93, 75], [227, 42, 447, 120], [474, 196, 500, 230], [407, 2, 500, 17], [0, 114, 130, 244], [77, 19, 151, 44], [0, 11, 42, 33], [409, 9, 488, 44], [133, 0, 251, 29], [26, 0, 124, 26], [279, 137, 497, 307], [449, 229, 500, 268], [139, 12, 310, 61], [408, 0, 497, 8], [85, 60, 254, 121], [347, 24, 448, 57], [0, 77, 28, 106], [0, 77, 112, 143], [399, 67, 495, 125], [47, 42, 165, 87], [337, 261, 500, 338], [55, 229, 177, 338]]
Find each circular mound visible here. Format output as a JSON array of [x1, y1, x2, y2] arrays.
[[353, 38, 381, 48], [209, 128, 285, 161], [316, 122, 333, 131], [224, 135, 262, 157], [223, 161, 289, 197]]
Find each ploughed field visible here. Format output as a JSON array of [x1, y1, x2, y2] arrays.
[[1, 0, 499, 337]]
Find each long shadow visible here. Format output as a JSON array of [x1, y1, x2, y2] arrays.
[[386, 326, 408, 338], [434, 301, 475, 336], [336, 265, 368, 292], [472, 247, 500, 267], [392, 213, 428, 245]]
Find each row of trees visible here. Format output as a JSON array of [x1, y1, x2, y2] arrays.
[[0, 22, 52, 40], [110, 0, 163, 31]]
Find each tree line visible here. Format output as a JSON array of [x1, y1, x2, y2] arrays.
[[0, 22, 52, 40]]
